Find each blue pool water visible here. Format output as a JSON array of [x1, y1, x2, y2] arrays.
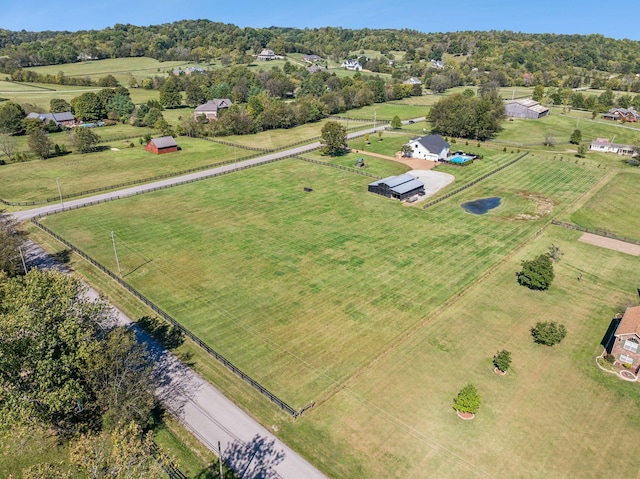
[[450, 155, 473, 164], [461, 197, 501, 215]]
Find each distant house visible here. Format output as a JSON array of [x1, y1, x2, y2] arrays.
[[609, 306, 640, 373], [257, 49, 277, 60], [602, 108, 639, 122], [193, 99, 233, 120], [26, 111, 76, 128], [145, 136, 178, 155], [77, 52, 94, 61], [341, 59, 362, 71], [306, 64, 324, 74], [504, 98, 550, 119], [431, 60, 445, 69], [368, 173, 425, 201], [302, 54, 322, 63], [589, 138, 636, 156], [403, 77, 422, 85], [173, 66, 204, 75], [406, 134, 450, 161]]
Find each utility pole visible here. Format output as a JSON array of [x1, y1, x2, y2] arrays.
[[110, 231, 122, 277], [218, 441, 224, 478], [56, 177, 64, 208], [18, 246, 27, 275]]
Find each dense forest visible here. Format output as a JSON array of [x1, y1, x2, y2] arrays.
[[1, 20, 640, 88]]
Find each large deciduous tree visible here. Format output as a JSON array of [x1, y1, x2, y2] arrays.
[[50, 98, 72, 113], [321, 120, 347, 156], [0, 102, 26, 135], [71, 92, 106, 121], [516, 253, 554, 290], [429, 93, 504, 140], [0, 214, 24, 276]]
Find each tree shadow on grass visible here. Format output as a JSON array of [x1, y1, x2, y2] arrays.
[[224, 434, 285, 479]]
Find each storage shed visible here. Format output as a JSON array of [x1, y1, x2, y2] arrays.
[[368, 173, 425, 200], [145, 136, 178, 155], [504, 98, 549, 119]]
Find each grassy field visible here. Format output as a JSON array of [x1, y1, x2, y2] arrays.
[[41, 155, 604, 409], [495, 112, 640, 147], [568, 169, 640, 241], [0, 137, 236, 202]]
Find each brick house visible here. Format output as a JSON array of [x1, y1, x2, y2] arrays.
[[610, 306, 640, 373], [145, 136, 178, 155]]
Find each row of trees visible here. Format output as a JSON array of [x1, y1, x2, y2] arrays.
[[1, 21, 639, 77]]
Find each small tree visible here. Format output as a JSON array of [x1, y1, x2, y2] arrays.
[[543, 133, 556, 147], [493, 350, 512, 373], [401, 144, 413, 157], [377, 129, 383, 141], [391, 115, 402, 129], [576, 144, 587, 158], [547, 244, 563, 262], [453, 384, 482, 414], [364, 133, 370, 144], [28, 128, 53, 159], [569, 129, 582, 145], [517, 253, 554, 290], [531, 321, 567, 346], [69, 126, 101, 153]]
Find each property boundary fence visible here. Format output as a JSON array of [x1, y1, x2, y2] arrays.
[[295, 156, 381, 179], [551, 220, 640, 245], [422, 152, 529, 209], [150, 442, 188, 479], [31, 217, 301, 418]]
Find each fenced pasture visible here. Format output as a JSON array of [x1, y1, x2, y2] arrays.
[[288, 224, 640, 478], [25, 57, 210, 85], [0, 137, 237, 203], [569, 169, 640, 241], [41, 155, 604, 410]]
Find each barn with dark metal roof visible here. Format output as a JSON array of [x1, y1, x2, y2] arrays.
[[368, 173, 425, 200]]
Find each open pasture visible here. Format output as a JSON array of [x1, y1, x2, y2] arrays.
[[569, 169, 640, 241], [282, 224, 640, 478], [496, 112, 640, 147], [41, 155, 604, 409], [0, 137, 235, 202]]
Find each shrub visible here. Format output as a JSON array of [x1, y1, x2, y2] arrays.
[[517, 253, 554, 290], [453, 383, 481, 414], [493, 350, 512, 372], [531, 321, 567, 346]]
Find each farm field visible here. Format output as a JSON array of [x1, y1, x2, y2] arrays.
[[41, 155, 604, 410], [495, 112, 640, 146], [278, 225, 640, 478], [0, 137, 236, 203], [569, 169, 640, 241]]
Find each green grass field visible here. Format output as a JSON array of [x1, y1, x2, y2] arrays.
[[41, 156, 604, 409], [0, 137, 236, 202], [569, 169, 640, 241]]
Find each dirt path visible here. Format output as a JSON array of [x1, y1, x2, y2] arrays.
[[351, 148, 437, 170], [579, 232, 640, 256]]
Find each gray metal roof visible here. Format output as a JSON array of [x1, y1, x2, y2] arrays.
[[381, 173, 416, 188], [52, 112, 75, 122], [415, 134, 449, 154], [194, 99, 232, 112], [151, 136, 178, 148], [391, 178, 424, 194]]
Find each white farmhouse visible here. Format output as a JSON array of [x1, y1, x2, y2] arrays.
[[406, 134, 450, 161]]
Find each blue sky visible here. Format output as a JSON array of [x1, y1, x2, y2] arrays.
[[3, 0, 640, 40]]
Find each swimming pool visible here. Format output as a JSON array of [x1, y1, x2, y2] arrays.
[[449, 155, 473, 164]]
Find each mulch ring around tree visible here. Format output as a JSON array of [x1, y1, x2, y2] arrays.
[[456, 410, 475, 420], [494, 367, 507, 376]]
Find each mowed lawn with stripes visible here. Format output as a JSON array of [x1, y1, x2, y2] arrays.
[[41, 155, 604, 409]]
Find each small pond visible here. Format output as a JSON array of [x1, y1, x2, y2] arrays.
[[461, 197, 501, 215]]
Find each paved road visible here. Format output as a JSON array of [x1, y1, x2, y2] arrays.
[[25, 241, 327, 479], [12, 125, 416, 477], [12, 124, 396, 223]]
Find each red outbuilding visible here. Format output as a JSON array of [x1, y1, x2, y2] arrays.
[[145, 136, 178, 154]]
